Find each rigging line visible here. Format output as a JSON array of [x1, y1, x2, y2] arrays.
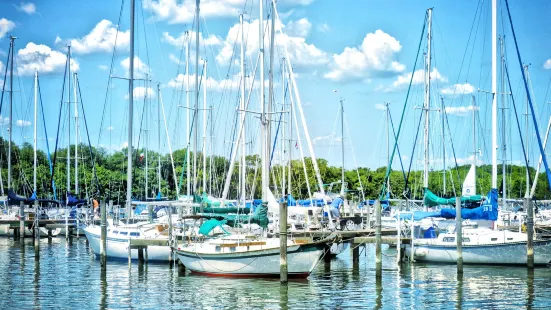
[[97, 0, 126, 147], [0, 43, 11, 115], [388, 109, 407, 187], [405, 105, 424, 194], [504, 0, 551, 190], [442, 101, 459, 197], [37, 77, 56, 198], [49, 49, 70, 195], [379, 12, 427, 200], [343, 114, 365, 201], [77, 76, 102, 197]]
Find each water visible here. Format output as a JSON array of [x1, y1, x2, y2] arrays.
[[0, 238, 549, 309]]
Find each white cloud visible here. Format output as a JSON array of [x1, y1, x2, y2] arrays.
[[162, 31, 222, 47], [0, 61, 3, 73], [0, 18, 16, 39], [169, 53, 183, 65], [441, 83, 475, 95], [544, 59, 551, 70], [216, 18, 328, 67], [313, 133, 341, 146], [16, 120, 31, 127], [317, 23, 330, 33], [98, 65, 108, 70], [445, 105, 479, 116], [389, 68, 447, 91], [120, 56, 150, 78], [15, 2, 36, 15], [285, 18, 311, 37], [126, 86, 155, 100], [0, 116, 10, 126], [143, 0, 244, 24], [324, 30, 405, 82], [106, 126, 114, 131], [59, 20, 130, 54], [17, 42, 79, 76], [167, 73, 250, 92], [374, 103, 386, 111]]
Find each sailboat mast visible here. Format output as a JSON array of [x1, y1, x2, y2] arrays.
[[186, 31, 191, 198], [287, 65, 292, 196], [74, 72, 79, 195], [260, 0, 267, 202], [157, 80, 161, 195], [8, 36, 14, 190], [67, 46, 71, 197], [341, 99, 345, 196], [441, 97, 446, 195], [524, 64, 530, 198], [267, 0, 275, 178], [33, 71, 38, 194], [386, 102, 390, 198], [203, 60, 207, 194], [240, 13, 246, 205], [126, 0, 135, 216], [281, 61, 286, 194], [491, 0, 498, 189], [500, 36, 507, 206], [194, 0, 200, 193], [145, 74, 149, 198], [472, 95, 477, 189], [423, 8, 432, 192]]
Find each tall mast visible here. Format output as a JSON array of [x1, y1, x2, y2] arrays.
[[281, 60, 286, 194], [423, 8, 432, 193], [524, 64, 530, 198], [193, 0, 200, 193], [157, 81, 161, 195], [491, 0, 498, 189], [260, 0, 267, 201], [441, 97, 446, 195], [126, 0, 135, 216], [287, 64, 291, 196], [33, 71, 38, 194], [500, 36, 507, 206], [267, 0, 276, 180], [74, 72, 79, 195], [144, 74, 149, 198], [472, 95, 477, 189], [386, 102, 390, 198], [67, 45, 71, 198], [340, 99, 345, 196], [239, 14, 246, 205], [8, 36, 15, 190], [202, 60, 207, 194], [186, 31, 191, 198]]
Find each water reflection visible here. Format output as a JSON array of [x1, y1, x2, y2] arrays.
[[374, 275, 383, 309], [526, 269, 534, 309], [100, 267, 107, 310], [33, 258, 40, 309], [456, 272, 463, 310], [279, 284, 289, 310]]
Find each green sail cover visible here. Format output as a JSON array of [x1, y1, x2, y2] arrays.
[[192, 193, 251, 214], [423, 188, 482, 207], [200, 203, 268, 229]]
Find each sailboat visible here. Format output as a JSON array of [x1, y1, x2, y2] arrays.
[[405, 1, 551, 265]]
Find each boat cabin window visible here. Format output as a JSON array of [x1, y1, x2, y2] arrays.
[[462, 238, 470, 242], [215, 246, 221, 252], [507, 237, 513, 241], [443, 237, 455, 242], [120, 232, 128, 236], [113, 231, 119, 234], [491, 238, 498, 241], [230, 247, 236, 253], [129, 232, 139, 237]]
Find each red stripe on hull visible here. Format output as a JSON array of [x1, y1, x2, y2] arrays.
[[189, 270, 311, 279]]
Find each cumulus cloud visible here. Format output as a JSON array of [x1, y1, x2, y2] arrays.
[[143, 0, 245, 24], [17, 42, 79, 76], [168, 53, 183, 65], [16, 120, 31, 127], [324, 30, 405, 82], [216, 18, 328, 67], [126, 86, 155, 100], [313, 133, 342, 146], [374, 103, 386, 111], [285, 18, 311, 37], [98, 64, 108, 70], [167, 73, 253, 92], [15, 2, 36, 14], [0, 18, 16, 39], [441, 83, 475, 95], [58, 20, 130, 54], [162, 31, 222, 47], [120, 56, 150, 78], [544, 59, 551, 70], [388, 68, 447, 91], [445, 105, 479, 116], [0, 116, 10, 126]]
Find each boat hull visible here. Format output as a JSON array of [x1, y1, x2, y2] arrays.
[[83, 226, 171, 261], [405, 240, 551, 265], [175, 243, 323, 278]]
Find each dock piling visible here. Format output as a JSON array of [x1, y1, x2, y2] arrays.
[[19, 201, 25, 239], [456, 197, 463, 273], [375, 200, 382, 278], [396, 211, 401, 264], [352, 243, 359, 264], [138, 248, 144, 265], [279, 200, 288, 284], [526, 197, 534, 268], [100, 200, 107, 268]]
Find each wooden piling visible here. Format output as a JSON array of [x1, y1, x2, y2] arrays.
[[456, 197, 463, 273], [375, 200, 382, 278], [279, 200, 288, 284], [100, 200, 107, 268], [352, 243, 359, 264], [526, 197, 534, 268], [19, 201, 25, 238], [138, 248, 144, 264]]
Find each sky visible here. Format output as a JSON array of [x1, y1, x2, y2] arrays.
[[1, 0, 551, 175]]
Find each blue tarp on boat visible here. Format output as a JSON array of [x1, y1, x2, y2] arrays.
[[439, 188, 498, 221]]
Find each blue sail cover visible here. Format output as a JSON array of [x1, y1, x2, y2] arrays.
[[280, 194, 327, 207], [397, 211, 441, 221], [439, 188, 498, 221]]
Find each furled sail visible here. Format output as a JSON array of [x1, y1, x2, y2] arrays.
[[462, 164, 476, 197]]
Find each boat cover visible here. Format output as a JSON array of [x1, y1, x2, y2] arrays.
[[423, 188, 482, 207], [7, 189, 36, 206]]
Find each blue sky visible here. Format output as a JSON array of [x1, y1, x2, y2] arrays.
[[1, 0, 551, 174]]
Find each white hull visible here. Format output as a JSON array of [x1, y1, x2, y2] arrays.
[[175, 240, 323, 277], [406, 240, 551, 265], [83, 226, 171, 261], [330, 242, 349, 256]]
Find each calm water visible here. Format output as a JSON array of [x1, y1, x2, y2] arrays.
[[0, 237, 549, 309]]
